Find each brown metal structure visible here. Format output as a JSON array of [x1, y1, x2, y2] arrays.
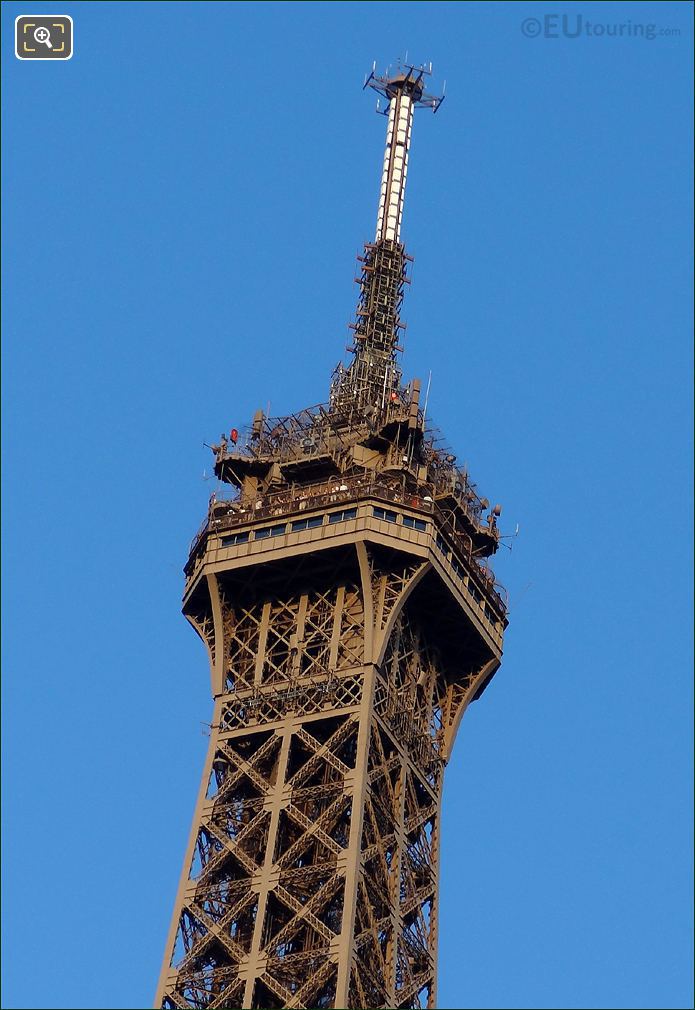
[[156, 64, 507, 1010]]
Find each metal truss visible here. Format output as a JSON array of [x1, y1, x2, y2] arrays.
[[156, 542, 497, 1009]]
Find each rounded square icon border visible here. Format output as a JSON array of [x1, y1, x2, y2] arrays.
[[15, 14, 74, 60]]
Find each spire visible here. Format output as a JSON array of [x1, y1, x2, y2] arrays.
[[330, 63, 443, 415], [373, 65, 442, 241]]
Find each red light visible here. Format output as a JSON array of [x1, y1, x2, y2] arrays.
[[230, 428, 239, 444], [390, 391, 398, 402]]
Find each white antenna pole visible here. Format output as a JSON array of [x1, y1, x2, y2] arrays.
[[422, 370, 432, 423], [375, 86, 415, 242]]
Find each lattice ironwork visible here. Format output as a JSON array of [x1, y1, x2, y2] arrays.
[[331, 240, 409, 414], [158, 539, 500, 1008]]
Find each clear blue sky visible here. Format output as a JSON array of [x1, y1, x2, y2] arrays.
[[2, 2, 693, 1008]]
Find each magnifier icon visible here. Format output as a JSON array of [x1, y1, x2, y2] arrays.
[[34, 26, 53, 48]]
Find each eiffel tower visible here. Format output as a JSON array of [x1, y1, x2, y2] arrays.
[[156, 63, 507, 1010]]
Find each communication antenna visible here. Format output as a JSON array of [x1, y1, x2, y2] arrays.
[[422, 370, 433, 423]]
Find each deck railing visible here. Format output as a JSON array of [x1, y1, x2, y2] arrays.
[[186, 474, 507, 618]]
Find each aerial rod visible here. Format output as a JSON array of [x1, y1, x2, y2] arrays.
[[365, 61, 444, 244]]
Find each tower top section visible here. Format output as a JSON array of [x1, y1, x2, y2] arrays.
[[203, 61, 503, 586]]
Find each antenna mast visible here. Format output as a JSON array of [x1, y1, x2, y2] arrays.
[[331, 63, 443, 414]]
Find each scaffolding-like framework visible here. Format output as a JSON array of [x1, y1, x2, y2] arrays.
[[330, 241, 409, 414], [155, 64, 506, 1010]]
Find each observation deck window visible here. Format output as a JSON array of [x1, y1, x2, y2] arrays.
[[221, 531, 250, 547], [328, 508, 358, 524], [255, 524, 286, 540], [373, 507, 397, 523], [403, 515, 427, 531], [291, 515, 324, 532]]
